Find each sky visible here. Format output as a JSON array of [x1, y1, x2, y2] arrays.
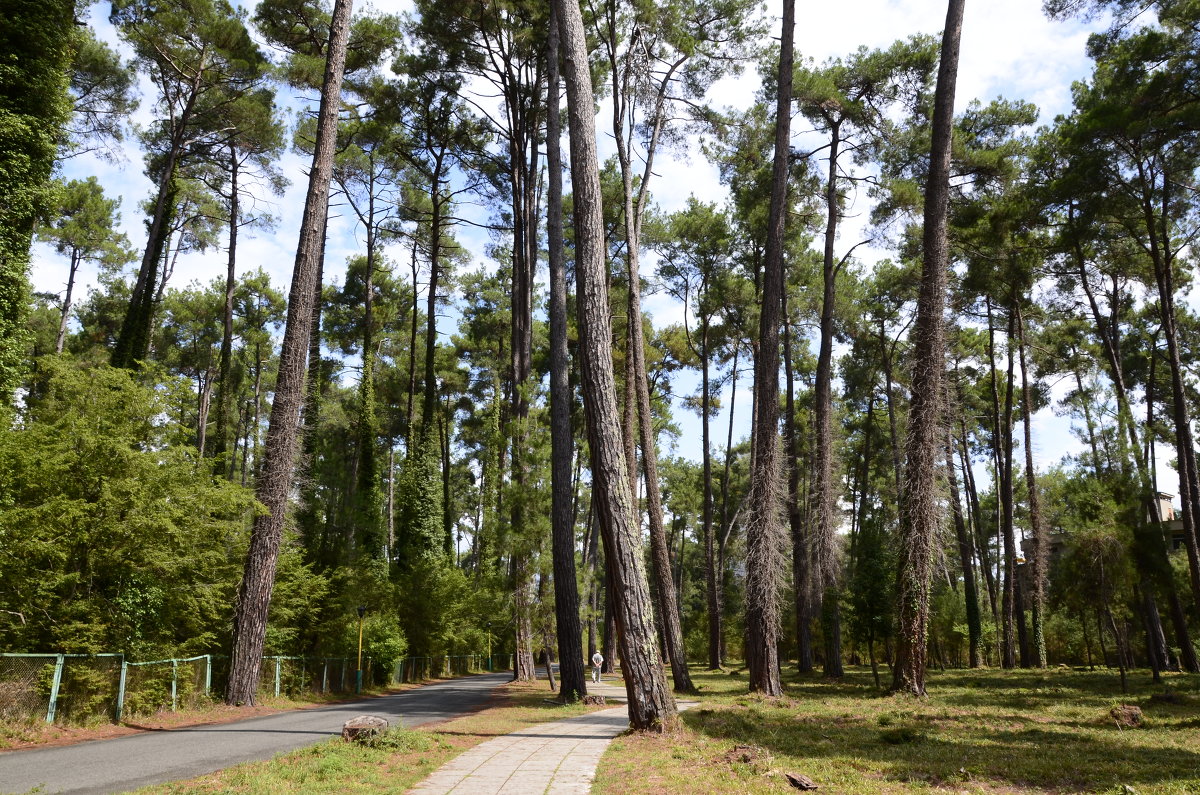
[[29, 1, 1183, 504]]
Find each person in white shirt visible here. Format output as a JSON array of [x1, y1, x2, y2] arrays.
[[591, 651, 604, 683]]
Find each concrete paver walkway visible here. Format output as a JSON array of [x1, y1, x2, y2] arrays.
[[410, 677, 694, 795]]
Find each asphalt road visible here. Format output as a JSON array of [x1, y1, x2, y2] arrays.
[[0, 672, 510, 795]]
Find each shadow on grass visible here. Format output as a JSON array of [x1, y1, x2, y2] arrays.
[[686, 707, 1200, 790], [679, 666, 1200, 791]]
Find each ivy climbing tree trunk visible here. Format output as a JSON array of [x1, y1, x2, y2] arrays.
[[226, 0, 352, 706], [890, 0, 964, 697], [743, 0, 794, 698]]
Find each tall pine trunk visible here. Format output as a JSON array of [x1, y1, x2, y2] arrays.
[[784, 298, 813, 673], [546, 7, 587, 701], [226, 0, 352, 706], [814, 123, 843, 679], [556, 0, 675, 729], [743, 0, 794, 698], [702, 326, 722, 669], [213, 144, 240, 462], [890, 0, 964, 696], [1016, 304, 1047, 668]]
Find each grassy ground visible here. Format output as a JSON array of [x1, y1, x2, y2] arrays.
[[594, 665, 1200, 795], [135, 680, 603, 794]]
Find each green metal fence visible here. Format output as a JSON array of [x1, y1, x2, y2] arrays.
[[120, 655, 213, 719]]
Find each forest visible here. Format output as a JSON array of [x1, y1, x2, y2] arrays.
[[2, 0, 1200, 725]]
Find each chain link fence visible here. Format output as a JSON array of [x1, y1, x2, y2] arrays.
[[122, 656, 212, 718], [0, 654, 53, 723], [394, 654, 500, 682], [0, 654, 122, 724]]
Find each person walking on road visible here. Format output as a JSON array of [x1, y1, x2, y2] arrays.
[[591, 651, 604, 683]]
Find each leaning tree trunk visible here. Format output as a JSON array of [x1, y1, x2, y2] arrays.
[[556, 0, 675, 730], [226, 0, 352, 707], [213, 144, 240, 463], [54, 250, 82, 355], [546, 5, 587, 702], [890, 0, 964, 697], [743, 0, 794, 698], [624, 189, 694, 695], [113, 53, 205, 370]]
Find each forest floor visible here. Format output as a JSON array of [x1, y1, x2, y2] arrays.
[[133, 679, 605, 794], [594, 665, 1200, 794]]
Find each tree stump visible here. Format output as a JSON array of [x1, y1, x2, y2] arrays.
[[582, 695, 606, 706], [1110, 704, 1143, 728], [342, 715, 389, 742]]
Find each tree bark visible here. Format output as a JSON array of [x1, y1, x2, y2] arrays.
[[226, 0, 352, 706], [113, 44, 208, 369], [743, 0, 794, 698], [814, 122, 843, 679], [784, 297, 813, 673], [54, 250, 81, 355], [1015, 304, 1047, 668], [890, 0, 964, 696], [546, 7, 587, 702], [703, 326, 722, 669], [556, 0, 675, 729], [945, 428, 982, 667], [213, 143, 239, 462]]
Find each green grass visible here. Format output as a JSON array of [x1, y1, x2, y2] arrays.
[[595, 665, 1200, 794]]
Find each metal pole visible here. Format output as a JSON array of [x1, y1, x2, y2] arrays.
[[356, 606, 366, 694], [46, 655, 65, 723], [116, 658, 127, 722], [274, 658, 281, 698], [171, 659, 178, 711], [204, 655, 212, 697]]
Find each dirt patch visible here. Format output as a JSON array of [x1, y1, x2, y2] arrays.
[[718, 743, 772, 769]]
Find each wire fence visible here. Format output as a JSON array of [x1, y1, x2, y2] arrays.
[[0, 651, 501, 726], [394, 654, 499, 682]]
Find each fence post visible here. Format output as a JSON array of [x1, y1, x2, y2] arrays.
[[171, 659, 179, 711], [45, 654, 66, 723], [274, 658, 281, 698], [204, 655, 212, 697], [116, 658, 128, 722], [322, 659, 328, 694]]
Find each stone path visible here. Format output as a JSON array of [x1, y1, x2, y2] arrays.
[[410, 677, 693, 795]]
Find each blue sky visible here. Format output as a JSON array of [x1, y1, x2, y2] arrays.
[[32, 1, 1182, 504]]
